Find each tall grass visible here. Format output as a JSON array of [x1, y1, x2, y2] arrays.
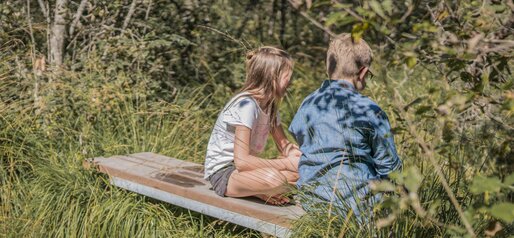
[[286, 62, 513, 237], [1, 52, 512, 237], [0, 67, 261, 237]]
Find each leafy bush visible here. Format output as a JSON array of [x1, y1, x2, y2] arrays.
[[1, 0, 513, 237]]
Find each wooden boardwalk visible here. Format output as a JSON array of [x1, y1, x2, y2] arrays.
[[84, 152, 305, 238]]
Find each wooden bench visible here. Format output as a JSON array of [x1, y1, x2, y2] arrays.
[[84, 152, 305, 238]]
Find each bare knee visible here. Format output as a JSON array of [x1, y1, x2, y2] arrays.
[[261, 168, 288, 188], [281, 170, 299, 184], [226, 168, 289, 197]]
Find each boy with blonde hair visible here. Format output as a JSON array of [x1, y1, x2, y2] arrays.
[[289, 34, 402, 217]]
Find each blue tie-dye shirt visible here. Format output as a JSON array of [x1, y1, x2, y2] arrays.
[[289, 80, 402, 216]]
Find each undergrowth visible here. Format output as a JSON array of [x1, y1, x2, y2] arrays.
[[1, 48, 513, 238]]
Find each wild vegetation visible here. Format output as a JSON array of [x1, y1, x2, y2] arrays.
[[1, 0, 513, 237]]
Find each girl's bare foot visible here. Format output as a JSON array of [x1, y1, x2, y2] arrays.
[[255, 194, 290, 205]]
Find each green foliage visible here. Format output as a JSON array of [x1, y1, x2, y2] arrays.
[[1, 0, 513, 237], [470, 176, 504, 194], [490, 203, 514, 223], [317, 0, 513, 93]]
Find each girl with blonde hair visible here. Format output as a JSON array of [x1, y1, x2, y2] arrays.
[[204, 46, 301, 205]]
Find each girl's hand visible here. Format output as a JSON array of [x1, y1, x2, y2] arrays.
[[276, 154, 299, 172], [283, 142, 302, 159], [286, 156, 300, 172]]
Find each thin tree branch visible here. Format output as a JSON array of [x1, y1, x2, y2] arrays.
[[37, 0, 51, 61], [26, 0, 36, 56], [331, 0, 366, 22], [268, 0, 277, 36], [287, 0, 336, 37], [400, 4, 414, 22], [197, 25, 249, 50], [69, 0, 88, 36], [142, 0, 153, 34], [37, 0, 50, 20], [27, 0, 40, 112], [280, 0, 287, 45], [122, 0, 139, 31]]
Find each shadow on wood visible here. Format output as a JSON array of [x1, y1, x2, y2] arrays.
[[84, 152, 305, 238]]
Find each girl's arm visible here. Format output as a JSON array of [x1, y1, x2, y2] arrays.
[[271, 125, 301, 158], [233, 125, 298, 172]]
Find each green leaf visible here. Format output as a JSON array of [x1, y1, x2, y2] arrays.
[[382, 0, 393, 15], [406, 56, 417, 68], [333, 3, 353, 9], [351, 22, 369, 43], [370, 0, 386, 19], [412, 21, 438, 33], [489, 203, 514, 223], [480, 70, 490, 93], [370, 180, 395, 192], [404, 167, 423, 192], [325, 12, 348, 27], [427, 199, 441, 216], [470, 176, 503, 194], [489, 4, 507, 13]]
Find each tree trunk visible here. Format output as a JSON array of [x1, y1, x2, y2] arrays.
[[280, 0, 286, 47], [50, 0, 69, 66]]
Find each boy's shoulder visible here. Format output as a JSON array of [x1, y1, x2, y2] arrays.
[[299, 88, 322, 107], [302, 86, 388, 119]]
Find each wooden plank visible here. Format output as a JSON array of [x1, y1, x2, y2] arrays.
[[87, 152, 305, 237], [111, 177, 292, 238]]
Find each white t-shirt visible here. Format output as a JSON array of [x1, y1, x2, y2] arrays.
[[204, 93, 276, 179]]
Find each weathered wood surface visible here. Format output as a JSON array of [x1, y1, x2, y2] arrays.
[[85, 152, 305, 238]]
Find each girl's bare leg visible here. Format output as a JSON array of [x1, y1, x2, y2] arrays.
[[226, 168, 291, 204], [280, 170, 299, 185]]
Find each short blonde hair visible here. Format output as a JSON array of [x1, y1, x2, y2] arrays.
[[326, 33, 372, 79]]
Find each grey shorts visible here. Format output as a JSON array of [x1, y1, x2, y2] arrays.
[[207, 163, 236, 197]]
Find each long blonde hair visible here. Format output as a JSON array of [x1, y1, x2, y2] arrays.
[[240, 46, 293, 129]]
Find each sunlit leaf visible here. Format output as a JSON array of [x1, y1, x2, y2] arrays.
[[325, 12, 349, 27], [351, 22, 369, 43], [435, 10, 449, 21], [370, 0, 386, 19], [333, 3, 353, 9], [404, 167, 422, 192], [489, 203, 514, 223], [504, 173, 514, 186], [369, 180, 395, 192], [470, 176, 503, 194], [406, 56, 417, 68], [382, 0, 393, 15]]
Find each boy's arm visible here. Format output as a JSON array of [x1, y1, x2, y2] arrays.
[[370, 111, 402, 177], [234, 125, 298, 172]]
